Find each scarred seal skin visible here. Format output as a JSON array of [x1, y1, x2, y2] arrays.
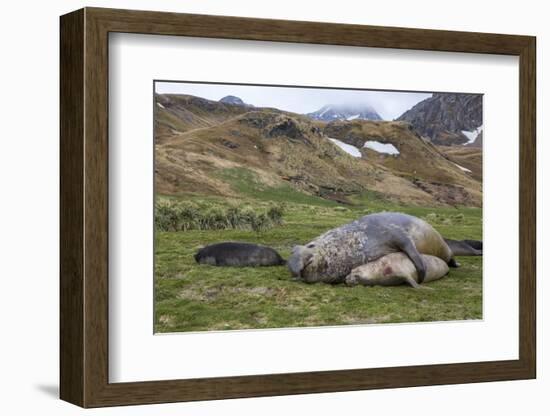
[[195, 242, 286, 267], [288, 212, 453, 284], [345, 253, 449, 289]]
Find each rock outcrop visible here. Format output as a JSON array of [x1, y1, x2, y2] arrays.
[[397, 93, 482, 145]]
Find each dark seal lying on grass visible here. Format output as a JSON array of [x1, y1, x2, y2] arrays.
[[194, 242, 286, 267], [288, 212, 457, 285]]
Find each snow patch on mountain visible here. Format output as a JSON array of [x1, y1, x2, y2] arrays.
[[461, 126, 483, 145], [363, 141, 400, 155], [453, 163, 472, 173], [328, 138, 362, 157]]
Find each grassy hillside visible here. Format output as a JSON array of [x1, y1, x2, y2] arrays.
[[155, 112, 432, 205]]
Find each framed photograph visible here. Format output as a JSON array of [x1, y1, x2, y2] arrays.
[[60, 7, 536, 408]]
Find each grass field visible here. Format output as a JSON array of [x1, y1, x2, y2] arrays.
[[154, 187, 482, 333]]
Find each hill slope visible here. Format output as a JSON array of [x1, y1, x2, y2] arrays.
[[323, 120, 481, 206], [154, 94, 251, 144], [437, 146, 483, 182], [155, 93, 482, 207]]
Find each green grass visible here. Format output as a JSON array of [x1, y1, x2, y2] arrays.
[[154, 191, 482, 333], [217, 167, 339, 206]]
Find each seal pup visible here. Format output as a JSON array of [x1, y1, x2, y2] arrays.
[[288, 212, 455, 284], [345, 253, 449, 289], [444, 239, 482, 256], [195, 242, 285, 267]]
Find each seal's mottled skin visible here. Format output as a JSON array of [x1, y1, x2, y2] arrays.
[[288, 212, 453, 284], [345, 253, 449, 289]]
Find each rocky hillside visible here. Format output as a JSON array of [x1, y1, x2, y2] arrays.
[[155, 93, 482, 207], [397, 93, 482, 145], [306, 103, 382, 122]]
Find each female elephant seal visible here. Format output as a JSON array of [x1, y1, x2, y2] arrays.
[[195, 242, 285, 267], [345, 253, 449, 289], [288, 212, 454, 284]]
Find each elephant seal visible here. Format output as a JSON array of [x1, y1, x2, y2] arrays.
[[195, 242, 285, 267], [345, 253, 449, 289], [444, 239, 482, 256], [288, 212, 455, 284], [464, 239, 482, 251]]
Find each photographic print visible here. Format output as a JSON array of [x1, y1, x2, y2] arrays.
[[154, 81, 483, 333]]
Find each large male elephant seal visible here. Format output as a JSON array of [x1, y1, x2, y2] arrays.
[[288, 212, 455, 284], [195, 242, 285, 267], [345, 253, 450, 289]]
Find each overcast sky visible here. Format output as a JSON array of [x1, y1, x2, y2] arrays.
[[155, 81, 432, 120]]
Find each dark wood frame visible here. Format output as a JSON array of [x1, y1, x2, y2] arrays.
[[60, 7, 536, 408]]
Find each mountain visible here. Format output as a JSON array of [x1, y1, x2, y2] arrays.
[[306, 103, 382, 122], [397, 93, 482, 145], [154, 93, 481, 207], [219, 95, 251, 106]]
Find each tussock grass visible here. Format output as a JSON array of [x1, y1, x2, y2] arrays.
[[155, 199, 284, 232]]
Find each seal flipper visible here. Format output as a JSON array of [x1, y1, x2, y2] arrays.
[[403, 276, 434, 290], [397, 237, 427, 284], [403, 275, 422, 289], [448, 258, 460, 268]]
